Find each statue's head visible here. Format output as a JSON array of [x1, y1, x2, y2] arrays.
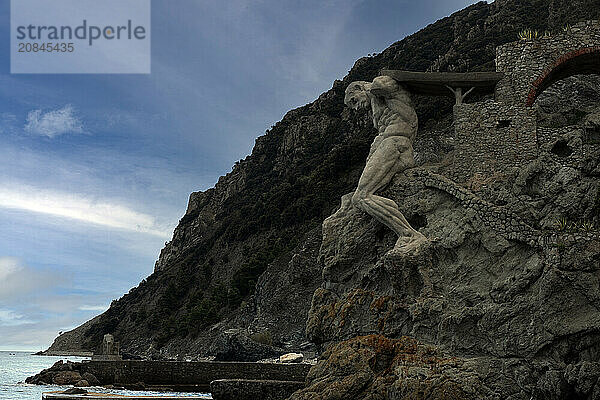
[[344, 81, 371, 110]]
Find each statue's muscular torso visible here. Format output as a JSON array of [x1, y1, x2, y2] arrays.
[[371, 94, 418, 142], [343, 76, 418, 159]]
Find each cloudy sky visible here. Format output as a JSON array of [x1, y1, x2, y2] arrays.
[[0, 0, 483, 351]]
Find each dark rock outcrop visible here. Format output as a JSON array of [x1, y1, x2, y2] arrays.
[[301, 127, 600, 398], [209, 332, 286, 362], [81, 372, 100, 386], [290, 335, 496, 400], [25, 361, 96, 387]]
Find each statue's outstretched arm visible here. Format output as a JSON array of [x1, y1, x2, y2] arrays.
[[370, 76, 398, 98]]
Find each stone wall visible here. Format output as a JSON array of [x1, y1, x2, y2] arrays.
[[410, 169, 539, 246], [80, 360, 310, 391], [496, 20, 600, 106], [452, 101, 537, 182], [448, 21, 600, 182]]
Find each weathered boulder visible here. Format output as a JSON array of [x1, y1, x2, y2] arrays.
[[52, 371, 83, 385], [25, 360, 85, 386], [123, 382, 147, 391], [81, 372, 100, 386], [279, 353, 303, 363], [62, 388, 88, 395]]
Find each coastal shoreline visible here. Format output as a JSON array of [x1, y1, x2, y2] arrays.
[[34, 351, 93, 357]]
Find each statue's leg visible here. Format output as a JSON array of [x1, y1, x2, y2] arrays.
[[351, 136, 426, 250]]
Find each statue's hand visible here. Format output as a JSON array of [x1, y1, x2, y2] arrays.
[[370, 76, 398, 97]]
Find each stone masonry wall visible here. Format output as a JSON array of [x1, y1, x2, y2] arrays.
[[80, 360, 310, 389], [411, 169, 599, 251], [496, 20, 600, 106], [449, 21, 600, 183], [410, 169, 539, 246], [452, 101, 537, 182]]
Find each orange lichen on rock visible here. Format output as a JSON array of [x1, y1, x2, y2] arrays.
[[338, 289, 375, 328], [346, 335, 454, 374], [370, 296, 392, 312], [290, 335, 493, 400]]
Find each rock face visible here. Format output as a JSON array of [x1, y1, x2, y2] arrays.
[[45, 0, 600, 367], [290, 335, 496, 400], [43, 316, 99, 356], [209, 331, 286, 362], [302, 133, 600, 397], [299, 27, 600, 396]]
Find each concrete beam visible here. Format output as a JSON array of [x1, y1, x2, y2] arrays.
[[380, 70, 504, 97]]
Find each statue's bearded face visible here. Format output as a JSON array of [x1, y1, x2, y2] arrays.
[[344, 82, 370, 110]]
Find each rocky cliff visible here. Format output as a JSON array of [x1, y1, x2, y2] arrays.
[[47, 1, 600, 385], [298, 120, 600, 398]]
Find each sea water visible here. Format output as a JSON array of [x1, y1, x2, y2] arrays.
[[0, 351, 211, 399]]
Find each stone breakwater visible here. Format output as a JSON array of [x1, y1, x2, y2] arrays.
[[27, 359, 311, 393]]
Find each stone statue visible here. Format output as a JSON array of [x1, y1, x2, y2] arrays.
[[102, 334, 115, 355], [92, 333, 121, 361], [344, 75, 427, 253]]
